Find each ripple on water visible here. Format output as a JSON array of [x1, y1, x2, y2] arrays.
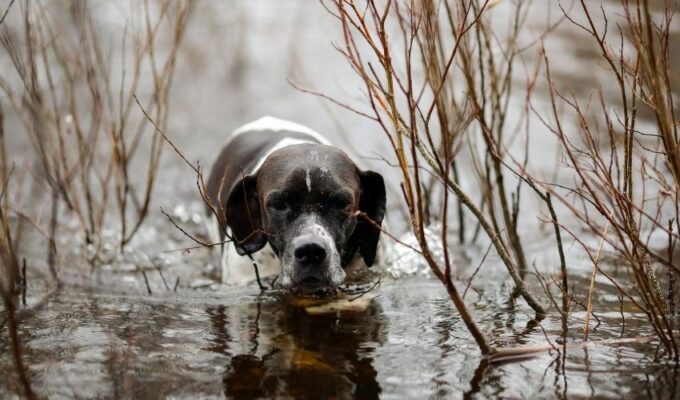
[[0, 277, 677, 398]]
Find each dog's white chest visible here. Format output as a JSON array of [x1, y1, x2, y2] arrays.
[[207, 214, 280, 285], [220, 239, 280, 285]]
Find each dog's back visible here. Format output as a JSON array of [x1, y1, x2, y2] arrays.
[[206, 116, 330, 224]]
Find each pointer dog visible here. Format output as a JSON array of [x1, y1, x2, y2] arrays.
[[206, 117, 386, 294]]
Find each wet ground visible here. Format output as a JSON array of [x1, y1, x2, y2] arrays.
[[1, 1, 680, 399]]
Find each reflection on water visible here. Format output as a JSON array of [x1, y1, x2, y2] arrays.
[[208, 297, 384, 398], [1, 276, 678, 399]]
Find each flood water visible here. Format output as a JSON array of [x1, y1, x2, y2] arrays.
[[2, 272, 678, 399], [1, 0, 679, 399]]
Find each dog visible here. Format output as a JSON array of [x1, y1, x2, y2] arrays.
[[205, 116, 386, 294]]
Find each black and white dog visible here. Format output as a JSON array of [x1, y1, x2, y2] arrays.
[[206, 116, 386, 294]]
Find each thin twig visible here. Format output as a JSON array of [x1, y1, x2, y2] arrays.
[[463, 242, 493, 299], [141, 270, 152, 295], [0, 0, 15, 27]]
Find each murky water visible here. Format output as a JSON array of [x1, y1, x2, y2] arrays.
[[1, 271, 677, 399], [2, 0, 680, 398]]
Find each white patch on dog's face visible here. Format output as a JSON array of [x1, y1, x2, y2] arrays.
[[278, 216, 345, 290], [305, 168, 312, 192], [305, 151, 319, 192]]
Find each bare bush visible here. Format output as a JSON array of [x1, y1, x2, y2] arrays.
[[322, 0, 679, 360], [0, 0, 192, 266], [537, 0, 680, 358], [0, 102, 35, 400], [317, 0, 558, 356]]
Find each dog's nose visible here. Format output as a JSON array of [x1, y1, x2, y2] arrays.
[[294, 240, 327, 266]]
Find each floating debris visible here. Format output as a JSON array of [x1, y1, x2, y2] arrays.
[[303, 296, 374, 315], [288, 293, 376, 315]]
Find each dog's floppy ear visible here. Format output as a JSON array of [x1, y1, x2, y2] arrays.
[[225, 174, 267, 255], [349, 170, 386, 266]]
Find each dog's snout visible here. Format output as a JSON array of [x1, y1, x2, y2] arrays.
[[294, 240, 327, 266], [286, 226, 342, 293]]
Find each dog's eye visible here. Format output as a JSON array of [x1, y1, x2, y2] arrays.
[[330, 196, 349, 210], [268, 199, 289, 212]]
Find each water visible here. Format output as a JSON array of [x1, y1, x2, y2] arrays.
[[1, 0, 680, 398], [1, 272, 676, 399]]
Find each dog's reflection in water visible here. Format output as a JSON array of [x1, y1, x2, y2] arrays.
[[206, 296, 386, 399]]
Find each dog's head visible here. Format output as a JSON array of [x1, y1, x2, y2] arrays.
[[225, 143, 386, 294]]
